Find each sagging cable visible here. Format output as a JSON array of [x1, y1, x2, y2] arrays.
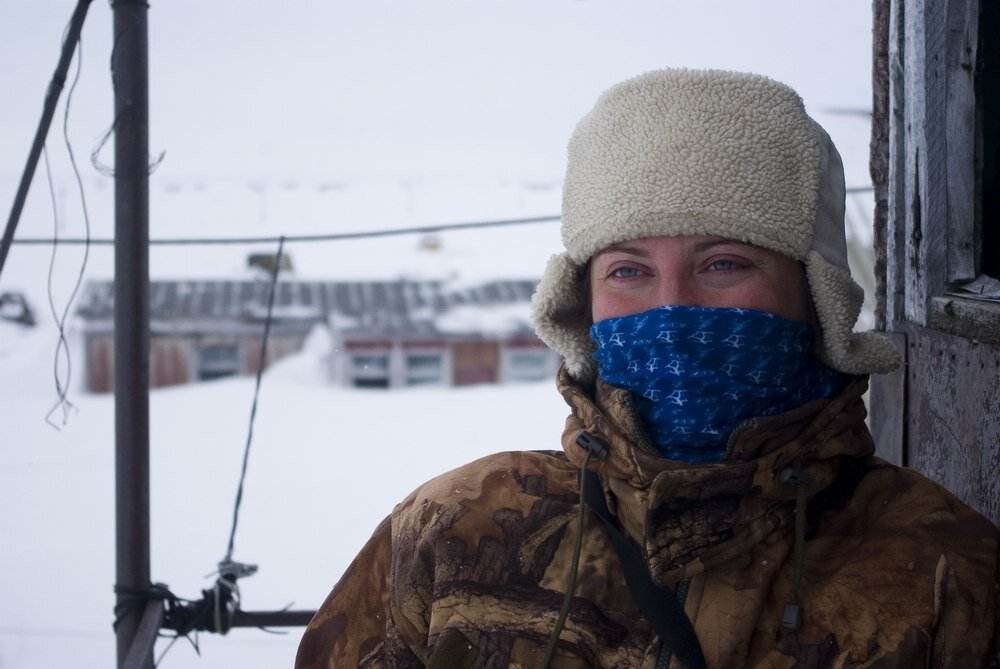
[[0, 0, 94, 279]]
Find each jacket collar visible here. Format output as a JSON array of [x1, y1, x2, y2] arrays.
[[556, 364, 875, 585]]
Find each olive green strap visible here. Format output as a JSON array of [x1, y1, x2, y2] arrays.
[[583, 469, 707, 669]]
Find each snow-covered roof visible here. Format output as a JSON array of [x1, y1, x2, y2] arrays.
[[330, 279, 539, 340], [76, 277, 541, 340]]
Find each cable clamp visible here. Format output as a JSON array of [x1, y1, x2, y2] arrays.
[[778, 466, 812, 487], [576, 431, 609, 461], [211, 560, 258, 635]]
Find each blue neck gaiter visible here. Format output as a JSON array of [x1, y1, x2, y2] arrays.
[[590, 306, 848, 462]]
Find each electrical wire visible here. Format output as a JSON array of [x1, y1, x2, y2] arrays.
[[41, 148, 77, 428], [0, 0, 94, 278], [223, 237, 285, 567], [43, 36, 92, 430], [8, 214, 561, 247]]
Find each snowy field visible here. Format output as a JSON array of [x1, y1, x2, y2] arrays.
[[0, 172, 575, 668], [0, 312, 570, 668]]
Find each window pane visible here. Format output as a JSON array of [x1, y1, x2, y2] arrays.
[[352, 354, 389, 372], [198, 344, 239, 381], [505, 350, 551, 381], [406, 376, 440, 387], [406, 354, 442, 372], [509, 352, 546, 369]]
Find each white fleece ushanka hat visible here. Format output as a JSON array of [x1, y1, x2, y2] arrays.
[[530, 68, 901, 382]]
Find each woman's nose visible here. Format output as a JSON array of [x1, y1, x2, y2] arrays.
[[652, 274, 695, 308]]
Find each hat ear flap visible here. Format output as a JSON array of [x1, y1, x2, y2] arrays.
[[805, 251, 900, 374], [530, 253, 597, 383]]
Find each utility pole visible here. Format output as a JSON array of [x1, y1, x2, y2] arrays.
[[112, 0, 152, 667]]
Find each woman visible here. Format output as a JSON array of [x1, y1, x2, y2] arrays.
[[296, 70, 999, 668]]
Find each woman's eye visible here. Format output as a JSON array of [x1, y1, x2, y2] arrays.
[[707, 259, 741, 271], [609, 266, 642, 278]]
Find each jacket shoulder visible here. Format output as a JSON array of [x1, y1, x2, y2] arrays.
[[296, 450, 581, 668], [391, 450, 581, 566], [846, 456, 1000, 544], [398, 450, 578, 516], [296, 515, 395, 668], [386, 450, 590, 664], [802, 456, 999, 664], [813, 456, 999, 587]]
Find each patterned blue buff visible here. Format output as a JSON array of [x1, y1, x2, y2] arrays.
[[590, 306, 848, 462]]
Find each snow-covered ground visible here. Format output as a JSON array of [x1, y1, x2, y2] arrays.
[[0, 312, 570, 668], [0, 174, 572, 668]]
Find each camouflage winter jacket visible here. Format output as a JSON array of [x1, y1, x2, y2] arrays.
[[296, 368, 1000, 668]]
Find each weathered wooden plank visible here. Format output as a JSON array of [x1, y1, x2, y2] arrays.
[[944, 0, 979, 282], [885, 0, 909, 329], [872, 0, 891, 330], [894, 0, 979, 322], [904, 322, 1000, 526], [868, 331, 907, 466], [900, 0, 928, 325], [927, 295, 1000, 346], [902, 0, 950, 324]]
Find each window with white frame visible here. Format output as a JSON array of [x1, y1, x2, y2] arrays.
[[350, 351, 391, 389], [197, 343, 240, 381], [501, 348, 554, 382], [404, 350, 447, 387]]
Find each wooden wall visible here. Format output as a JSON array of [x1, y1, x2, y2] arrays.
[[453, 341, 500, 386], [903, 325, 1000, 523], [870, 0, 1000, 526], [85, 332, 308, 392]]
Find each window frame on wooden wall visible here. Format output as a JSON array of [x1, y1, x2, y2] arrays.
[[885, 0, 1000, 345]]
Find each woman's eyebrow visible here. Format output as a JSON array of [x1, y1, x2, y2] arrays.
[[692, 238, 750, 253], [594, 243, 651, 259], [596, 238, 753, 259]]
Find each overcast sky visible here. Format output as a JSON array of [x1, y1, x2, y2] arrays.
[[2, 1, 876, 187]]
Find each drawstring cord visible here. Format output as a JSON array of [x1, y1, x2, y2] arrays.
[[779, 464, 811, 632], [543, 430, 610, 668], [541, 448, 593, 669]]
